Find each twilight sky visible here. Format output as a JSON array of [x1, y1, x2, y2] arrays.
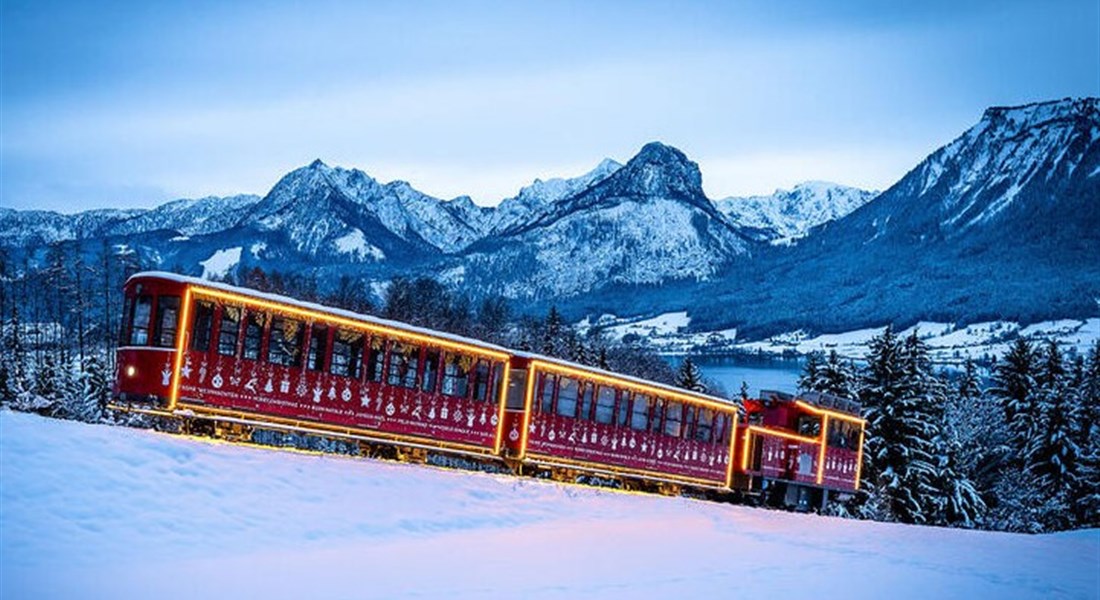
[[2, 0, 1097, 213]]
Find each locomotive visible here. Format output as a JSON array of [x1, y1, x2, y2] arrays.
[[111, 272, 864, 510]]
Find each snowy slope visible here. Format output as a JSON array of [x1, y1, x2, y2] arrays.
[[2, 411, 1096, 600], [715, 181, 876, 244]]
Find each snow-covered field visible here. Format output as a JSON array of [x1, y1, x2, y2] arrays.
[[2, 410, 1097, 599]]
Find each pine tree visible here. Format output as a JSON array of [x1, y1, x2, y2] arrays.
[[857, 327, 946, 524], [1072, 340, 1100, 527], [542, 307, 565, 358], [989, 338, 1037, 452], [820, 350, 858, 398], [676, 357, 707, 393], [798, 352, 824, 392], [74, 352, 109, 423], [1024, 341, 1081, 530]]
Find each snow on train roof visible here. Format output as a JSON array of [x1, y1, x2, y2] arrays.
[[128, 272, 734, 407]]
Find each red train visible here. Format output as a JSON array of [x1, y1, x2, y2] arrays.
[[111, 272, 864, 510]]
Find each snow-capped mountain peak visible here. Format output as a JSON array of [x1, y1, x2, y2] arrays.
[[715, 181, 877, 243], [486, 157, 622, 233], [843, 97, 1099, 245]]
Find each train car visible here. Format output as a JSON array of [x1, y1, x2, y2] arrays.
[[735, 390, 864, 510], [502, 355, 739, 493], [113, 271, 863, 507], [113, 272, 514, 459]]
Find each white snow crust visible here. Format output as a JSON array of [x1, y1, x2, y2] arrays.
[[2, 411, 1097, 599]]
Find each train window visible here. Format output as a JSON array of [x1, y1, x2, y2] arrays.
[[387, 343, 419, 389], [442, 353, 470, 398], [472, 360, 491, 401], [120, 295, 135, 345], [490, 362, 503, 404], [797, 415, 822, 437], [715, 413, 731, 444], [556, 377, 579, 418], [828, 420, 856, 449], [682, 405, 697, 440], [505, 369, 528, 410], [649, 397, 665, 434], [630, 394, 650, 431], [616, 391, 631, 426], [152, 296, 181, 348], [664, 402, 683, 438], [577, 382, 595, 421], [129, 294, 153, 346], [595, 386, 616, 424], [366, 338, 386, 382], [218, 305, 243, 356], [538, 373, 557, 413], [268, 317, 304, 367], [695, 408, 713, 442], [331, 330, 364, 378], [307, 325, 329, 372], [422, 350, 440, 392], [242, 311, 266, 361], [190, 300, 215, 352]]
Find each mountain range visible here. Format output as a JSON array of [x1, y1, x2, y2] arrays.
[[2, 97, 1097, 338]]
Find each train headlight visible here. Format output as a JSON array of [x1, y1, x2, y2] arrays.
[[126, 365, 137, 378]]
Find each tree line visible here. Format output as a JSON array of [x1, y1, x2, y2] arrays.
[[800, 327, 1099, 532]]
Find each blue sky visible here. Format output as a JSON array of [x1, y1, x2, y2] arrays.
[[2, 0, 1097, 212]]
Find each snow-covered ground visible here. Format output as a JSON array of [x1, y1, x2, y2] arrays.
[[599, 313, 1099, 363], [2, 410, 1097, 599]]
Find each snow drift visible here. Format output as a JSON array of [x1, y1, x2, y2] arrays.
[[1, 410, 1096, 599]]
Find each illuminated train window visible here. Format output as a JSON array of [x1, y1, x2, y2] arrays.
[[387, 343, 420, 389], [127, 295, 153, 346], [648, 397, 665, 434], [153, 296, 181, 348], [556, 377, 578, 417], [366, 338, 385, 382], [630, 394, 649, 431], [664, 402, 683, 438], [694, 408, 713, 442], [242, 311, 266, 361], [595, 386, 616, 424], [306, 325, 328, 372], [217, 305, 242, 356], [331, 330, 364, 378], [422, 350, 441, 393], [471, 360, 491, 401], [538, 373, 557, 413], [442, 353, 470, 398], [616, 390, 631, 426], [267, 317, 303, 367], [190, 301, 215, 352]]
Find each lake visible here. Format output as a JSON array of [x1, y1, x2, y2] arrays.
[[674, 356, 804, 399]]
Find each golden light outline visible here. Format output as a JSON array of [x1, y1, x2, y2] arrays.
[[523, 452, 729, 489], [854, 426, 866, 490], [795, 400, 865, 424], [492, 361, 511, 454], [724, 412, 740, 488], [518, 362, 537, 459], [529, 360, 735, 412], [167, 287, 193, 411], [190, 286, 511, 361], [816, 415, 830, 485]]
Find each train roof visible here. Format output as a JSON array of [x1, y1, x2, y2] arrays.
[[758, 389, 862, 417], [127, 271, 736, 409]]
